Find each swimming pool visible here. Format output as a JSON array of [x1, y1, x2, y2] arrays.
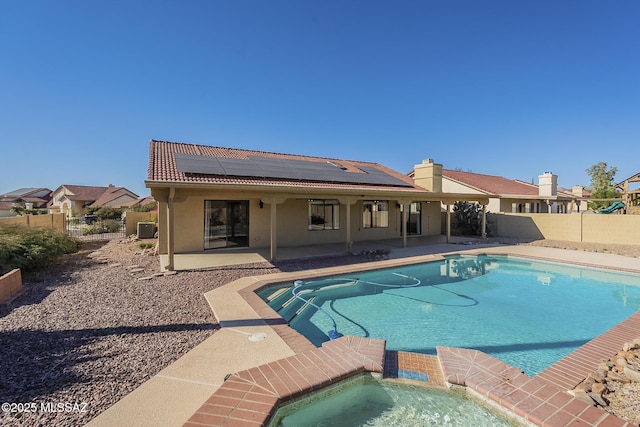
[[258, 255, 640, 376], [270, 374, 515, 427]]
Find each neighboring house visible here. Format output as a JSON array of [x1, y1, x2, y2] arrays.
[[48, 185, 138, 217], [440, 170, 575, 213], [145, 140, 488, 269], [563, 186, 591, 213], [0, 187, 52, 217], [91, 185, 140, 208], [120, 195, 157, 211]]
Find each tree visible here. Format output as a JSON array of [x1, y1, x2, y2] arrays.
[[10, 205, 25, 216], [452, 201, 485, 236], [586, 162, 620, 211]]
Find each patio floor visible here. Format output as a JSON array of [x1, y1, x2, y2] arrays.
[[159, 234, 504, 271]]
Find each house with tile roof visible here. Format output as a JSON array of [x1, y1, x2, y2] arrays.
[[120, 195, 157, 210], [48, 185, 138, 217], [563, 186, 591, 213], [440, 169, 576, 214], [0, 187, 52, 217], [145, 140, 489, 270]]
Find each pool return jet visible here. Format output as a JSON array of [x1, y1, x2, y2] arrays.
[[292, 272, 421, 340]]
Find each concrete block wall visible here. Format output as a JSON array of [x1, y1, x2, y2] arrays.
[[0, 269, 22, 303], [490, 212, 640, 244], [582, 215, 640, 244], [0, 214, 66, 233], [125, 211, 158, 237]]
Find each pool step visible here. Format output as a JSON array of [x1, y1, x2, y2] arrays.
[[265, 286, 290, 301], [276, 292, 317, 323]]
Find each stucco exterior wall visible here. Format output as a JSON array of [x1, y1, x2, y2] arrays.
[[490, 212, 640, 244], [152, 188, 441, 254], [441, 178, 483, 195]]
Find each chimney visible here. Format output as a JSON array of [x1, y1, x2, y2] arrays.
[[538, 172, 557, 197], [412, 158, 442, 192], [571, 185, 584, 197]]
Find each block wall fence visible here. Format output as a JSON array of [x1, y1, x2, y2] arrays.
[[0, 213, 66, 232], [489, 212, 640, 245], [0, 269, 22, 304]]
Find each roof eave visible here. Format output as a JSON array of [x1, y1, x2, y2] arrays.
[[145, 179, 428, 196]]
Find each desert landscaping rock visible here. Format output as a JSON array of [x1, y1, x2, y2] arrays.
[[0, 238, 374, 426], [573, 337, 640, 424]]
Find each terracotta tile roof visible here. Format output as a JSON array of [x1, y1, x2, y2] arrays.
[[120, 196, 156, 208], [147, 140, 426, 193], [443, 169, 540, 196], [58, 185, 110, 202], [91, 186, 138, 206]]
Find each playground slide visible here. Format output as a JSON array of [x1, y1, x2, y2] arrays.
[[597, 201, 625, 214]]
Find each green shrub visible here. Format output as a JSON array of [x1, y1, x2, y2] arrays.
[[138, 242, 154, 249], [82, 220, 122, 235], [452, 201, 486, 236], [130, 201, 157, 212], [85, 206, 123, 220], [0, 224, 82, 276]]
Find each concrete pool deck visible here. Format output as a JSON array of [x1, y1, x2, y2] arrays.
[[88, 242, 640, 427]]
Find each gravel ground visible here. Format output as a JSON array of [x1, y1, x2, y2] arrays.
[[0, 238, 368, 427], [1, 237, 639, 426]]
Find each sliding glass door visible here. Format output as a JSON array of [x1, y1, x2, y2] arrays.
[[204, 200, 249, 249], [405, 202, 421, 235]]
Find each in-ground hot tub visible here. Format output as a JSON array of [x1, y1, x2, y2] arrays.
[[269, 374, 517, 427]]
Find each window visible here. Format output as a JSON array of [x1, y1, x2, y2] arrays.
[[363, 201, 389, 228], [308, 200, 340, 230]]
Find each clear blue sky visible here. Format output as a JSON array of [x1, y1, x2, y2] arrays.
[[2, 1, 638, 197]]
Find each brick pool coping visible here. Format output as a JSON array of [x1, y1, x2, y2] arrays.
[[185, 252, 640, 426], [184, 334, 636, 427]]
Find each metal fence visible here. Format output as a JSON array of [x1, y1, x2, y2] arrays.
[[66, 217, 127, 241]]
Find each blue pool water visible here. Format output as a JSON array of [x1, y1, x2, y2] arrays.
[[258, 255, 640, 376]]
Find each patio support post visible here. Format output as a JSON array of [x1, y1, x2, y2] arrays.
[[270, 201, 277, 261], [481, 204, 487, 239], [165, 187, 175, 271], [401, 202, 409, 248], [264, 196, 287, 262], [446, 203, 451, 243], [345, 202, 351, 252], [338, 197, 358, 253]]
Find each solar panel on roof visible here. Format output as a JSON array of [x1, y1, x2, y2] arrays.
[[175, 154, 225, 175], [174, 153, 412, 187]]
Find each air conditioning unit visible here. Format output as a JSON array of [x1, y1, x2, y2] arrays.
[[137, 222, 156, 239]]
